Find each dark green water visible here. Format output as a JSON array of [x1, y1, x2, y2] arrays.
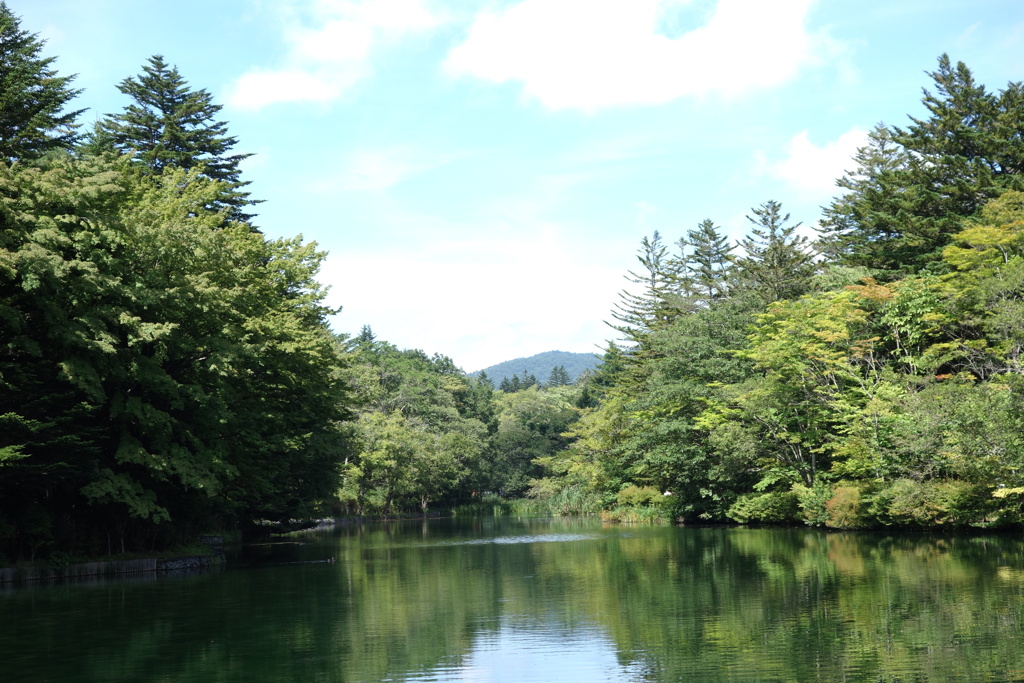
[[3, 517, 1024, 682]]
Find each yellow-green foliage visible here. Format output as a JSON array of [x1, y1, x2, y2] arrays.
[[615, 485, 662, 508], [869, 479, 992, 527], [600, 485, 672, 524], [944, 191, 1024, 277], [727, 491, 801, 524], [793, 482, 832, 526]]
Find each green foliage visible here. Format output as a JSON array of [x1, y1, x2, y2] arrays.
[[546, 364, 571, 387], [726, 491, 801, 524], [98, 55, 257, 222], [530, 484, 603, 516], [0, 149, 346, 558], [615, 484, 662, 507], [735, 200, 816, 304], [554, 69, 1024, 528], [0, 2, 84, 161], [868, 479, 993, 528], [338, 340, 491, 513], [704, 289, 874, 487], [818, 124, 913, 269], [792, 482, 833, 526], [604, 485, 674, 524], [610, 231, 689, 346], [498, 371, 538, 392], [488, 385, 579, 497], [682, 218, 734, 305], [821, 56, 1024, 275]]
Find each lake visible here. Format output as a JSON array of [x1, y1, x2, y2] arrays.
[[2, 516, 1024, 681]]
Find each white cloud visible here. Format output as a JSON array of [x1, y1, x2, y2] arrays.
[[326, 148, 429, 192], [291, 19, 376, 64], [312, 146, 474, 192], [321, 225, 624, 371], [225, 0, 444, 110], [226, 68, 355, 110], [773, 127, 868, 197], [444, 0, 841, 110]]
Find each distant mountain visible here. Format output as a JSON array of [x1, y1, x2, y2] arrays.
[[470, 351, 601, 385]]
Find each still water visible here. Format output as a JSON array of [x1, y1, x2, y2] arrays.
[[3, 517, 1024, 682]]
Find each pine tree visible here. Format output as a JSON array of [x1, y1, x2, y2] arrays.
[[590, 342, 630, 390], [0, 2, 84, 161], [885, 54, 1007, 272], [820, 55, 1024, 276], [99, 55, 258, 222], [735, 200, 816, 303], [547, 365, 571, 387], [356, 325, 377, 344], [684, 218, 734, 305], [609, 231, 687, 346], [818, 124, 912, 268]]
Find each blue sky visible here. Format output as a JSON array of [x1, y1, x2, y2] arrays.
[[16, 0, 1024, 371]]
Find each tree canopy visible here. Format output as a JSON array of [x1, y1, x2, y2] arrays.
[[4, 26, 1024, 563], [0, 2, 83, 161], [0, 11, 343, 560], [97, 55, 258, 222]]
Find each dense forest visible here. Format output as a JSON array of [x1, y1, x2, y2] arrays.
[[3, 1, 1024, 562], [563, 55, 1024, 529], [0, 5, 349, 558]]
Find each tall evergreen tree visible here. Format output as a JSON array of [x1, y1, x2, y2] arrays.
[[547, 365, 571, 387], [684, 218, 735, 305], [99, 55, 258, 222], [885, 54, 1007, 272], [0, 2, 84, 161], [820, 55, 1024, 276], [609, 231, 687, 346], [818, 124, 912, 267], [355, 324, 377, 345], [735, 200, 816, 304]]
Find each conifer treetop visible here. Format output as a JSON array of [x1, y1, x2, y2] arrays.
[[0, 1, 84, 161]]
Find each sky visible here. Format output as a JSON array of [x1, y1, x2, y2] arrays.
[[14, 0, 1024, 372]]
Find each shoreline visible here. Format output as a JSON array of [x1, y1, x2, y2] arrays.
[[0, 553, 225, 587], [0, 536, 227, 587]]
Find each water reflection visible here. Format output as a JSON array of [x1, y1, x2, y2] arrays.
[[436, 532, 602, 546], [2, 519, 1024, 682], [406, 623, 648, 683]]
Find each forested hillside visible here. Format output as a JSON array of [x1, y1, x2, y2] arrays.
[[0, 5, 346, 558], [3, 0, 1024, 565], [0, 4, 600, 563], [471, 351, 601, 387], [534, 55, 1024, 528]]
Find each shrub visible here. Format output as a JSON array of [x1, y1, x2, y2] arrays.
[[793, 483, 833, 526], [615, 485, 662, 508], [825, 485, 871, 529], [992, 487, 1024, 525], [601, 506, 668, 524], [727, 491, 800, 524], [869, 478, 992, 527]]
